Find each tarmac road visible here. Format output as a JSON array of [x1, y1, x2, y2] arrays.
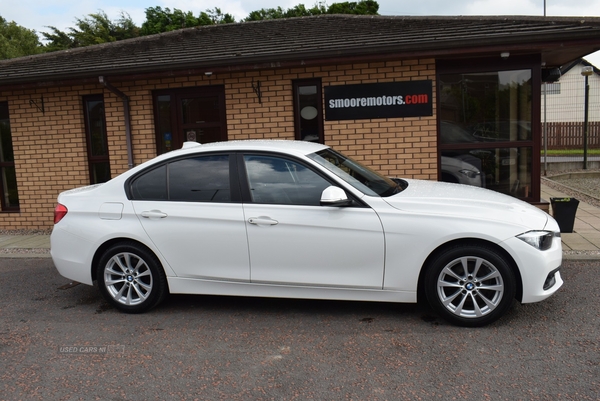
[[1, 258, 599, 400]]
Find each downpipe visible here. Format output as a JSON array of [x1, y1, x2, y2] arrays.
[[98, 76, 134, 169]]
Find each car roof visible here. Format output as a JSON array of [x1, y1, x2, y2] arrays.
[[130, 139, 330, 172], [176, 139, 329, 157]]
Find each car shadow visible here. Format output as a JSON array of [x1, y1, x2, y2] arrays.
[[158, 293, 442, 326]]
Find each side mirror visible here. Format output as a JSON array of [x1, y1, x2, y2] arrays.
[[320, 186, 352, 207]]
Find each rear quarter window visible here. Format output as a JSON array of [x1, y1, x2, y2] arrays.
[[130, 165, 167, 200]]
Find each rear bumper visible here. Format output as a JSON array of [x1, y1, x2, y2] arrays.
[[50, 227, 95, 285]]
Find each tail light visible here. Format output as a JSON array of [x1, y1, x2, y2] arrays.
[[54, 204, 68, 224]]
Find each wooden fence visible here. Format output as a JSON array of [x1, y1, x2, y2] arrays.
[[544, 122, 600, 149]]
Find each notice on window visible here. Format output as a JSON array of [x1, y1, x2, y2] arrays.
[[324, 80, 433, 121]]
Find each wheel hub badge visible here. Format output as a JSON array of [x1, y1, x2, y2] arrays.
[[465, 282, 475, 291], [127, 275, 134, 282]]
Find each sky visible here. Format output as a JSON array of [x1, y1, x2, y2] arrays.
[[2, 0, 600, 65]]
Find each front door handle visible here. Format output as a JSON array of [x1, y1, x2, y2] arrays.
[[248, 217, 278, 226], [140, 210, 168, 219]]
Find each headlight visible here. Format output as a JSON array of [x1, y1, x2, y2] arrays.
[[458, 169, 481, 179], [517, 231, 559, 251]]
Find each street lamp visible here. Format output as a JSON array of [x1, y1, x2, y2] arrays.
[[581, 66, 593, 169]]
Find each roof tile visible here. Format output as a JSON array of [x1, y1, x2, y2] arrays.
[[1, 15, 599, 85]]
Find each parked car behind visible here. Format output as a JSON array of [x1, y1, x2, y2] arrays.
[[441, 156, 483, 187]]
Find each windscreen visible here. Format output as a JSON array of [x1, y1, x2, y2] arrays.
[[308, 148, 404, 197]]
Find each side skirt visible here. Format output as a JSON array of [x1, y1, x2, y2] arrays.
[[167, 277, 417, 303]]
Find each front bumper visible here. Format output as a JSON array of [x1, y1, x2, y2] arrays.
[[501, 235, 563, 304]]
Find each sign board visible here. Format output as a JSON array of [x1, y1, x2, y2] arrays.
[[324, 80, 433, 121]]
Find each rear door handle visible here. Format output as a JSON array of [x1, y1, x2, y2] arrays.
[[140, 210, 168, 219], [248, 217, 278, 226]]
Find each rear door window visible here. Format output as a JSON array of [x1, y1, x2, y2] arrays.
[[130, 155, 230, 202]]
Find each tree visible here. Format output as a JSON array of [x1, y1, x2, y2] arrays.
[[244, 0, 378, 21], [245, 4, 328, 21], [42, 11, 139, 51], [285, 3, 328, 17], [205, 8, 235, 25], [327, 0, 379, 15], [70, 11, 139, 45], [141, 7, 234, 35], [35, 1, 380, 54], [42, 27, 76, 52], [141, 7, 200, 35], [0, 16, 43, 59], [245, 7, 285, 21]]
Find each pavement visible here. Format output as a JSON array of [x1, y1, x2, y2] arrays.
[[541, 183, 600, 259], [0, 182, 598, 260]]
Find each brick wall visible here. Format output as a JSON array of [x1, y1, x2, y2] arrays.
[[2, 86, 93, 230], [0, 58, 437, 230]]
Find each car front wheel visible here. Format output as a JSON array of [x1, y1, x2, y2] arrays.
[[424, 244, 516, 327], [96, 242, 168, 313]]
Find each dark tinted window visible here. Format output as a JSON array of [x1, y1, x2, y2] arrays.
[[439, 70, 532, 144], [130, 155, 230, 202], [153, 86, 227, 155], [438, 68, 534, 199], [169, 155, 230, 202], [0, 102, 19, 210], [131, 165, 167, 200], [293, 79, 324, 143], [83, 95, 111, 184]]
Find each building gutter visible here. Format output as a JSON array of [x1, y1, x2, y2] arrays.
[[98, 76, 134, 169]]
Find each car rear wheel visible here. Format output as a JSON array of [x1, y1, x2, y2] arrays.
[[96, 242, 168, 313], [424, 244, 516, 327]]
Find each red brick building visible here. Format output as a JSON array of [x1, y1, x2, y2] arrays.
[[0, 15, 599, 230]]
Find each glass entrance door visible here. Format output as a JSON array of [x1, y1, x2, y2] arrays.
[[437, 59, 539, 202], [179, 95, 224, 145], [154, 86, 227, 154]]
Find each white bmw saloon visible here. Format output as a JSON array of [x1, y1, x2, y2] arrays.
[[51, 140, 563, 327]]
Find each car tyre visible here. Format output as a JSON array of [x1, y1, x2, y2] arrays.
[[424, 244, 516, 327], [96, 242, 168, 313]]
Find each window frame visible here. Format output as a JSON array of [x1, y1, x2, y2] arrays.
[[235, 151, 367, 207], [126, 152, 242, 203], [0, 101, 19, 212], [82, 94, 111, 184], [436, 56, 542, 202], [152, 86, 228, 155], [241, 154, 333, 206], [292, 79, 325, 144], [168, 154, 232, 202]]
